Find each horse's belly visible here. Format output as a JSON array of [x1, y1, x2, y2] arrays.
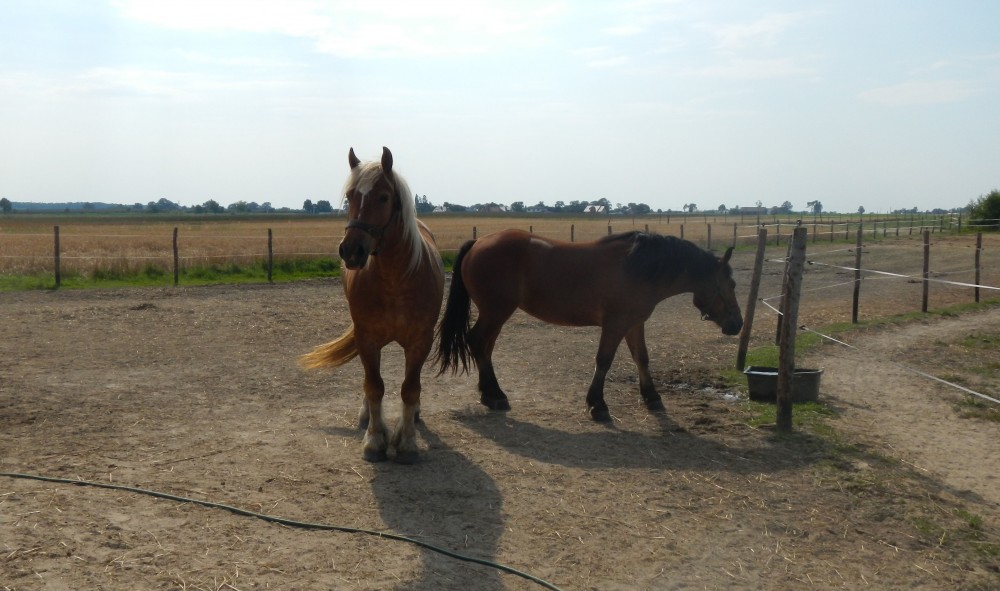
[[519, 297, 601, 327]]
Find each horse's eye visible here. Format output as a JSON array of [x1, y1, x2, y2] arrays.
[[379, 193, 390, 204]]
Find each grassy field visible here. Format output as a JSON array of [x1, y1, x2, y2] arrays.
[[0, 211, 957, 289]]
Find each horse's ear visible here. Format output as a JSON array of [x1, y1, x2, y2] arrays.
[[721, 247, 734, 265], [349, 147, 360, 169], [381, 146, 393, 178]]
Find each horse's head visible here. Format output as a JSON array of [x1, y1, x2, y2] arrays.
[[692, 247, 743, 336], [339, 146, 401, 270]]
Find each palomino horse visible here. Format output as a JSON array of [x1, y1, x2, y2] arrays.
[[437, 229, 742, 422], [302, 147, 444, 463]]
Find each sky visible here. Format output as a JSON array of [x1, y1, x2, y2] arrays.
[[1, 1, 998, 214]]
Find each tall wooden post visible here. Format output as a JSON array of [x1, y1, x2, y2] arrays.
[[173, 227, 179, 286], [922, 230, 930, 313], [736, 228, 768, 370], [267, 228, 273, 283], [852, 226, 863, 324], [53, 225, 61, 289], [975, 232, 982, 303], [776, 227, 808, 432]]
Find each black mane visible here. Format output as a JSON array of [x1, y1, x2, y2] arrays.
[[601, 231, 723, 283]]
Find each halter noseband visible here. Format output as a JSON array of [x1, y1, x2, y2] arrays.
[[345, 208, 398, 256]]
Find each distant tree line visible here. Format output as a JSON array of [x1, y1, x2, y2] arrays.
[[0, 194, 978, 217]]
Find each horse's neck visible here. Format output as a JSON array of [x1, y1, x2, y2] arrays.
[[653, 271, 698, 300], [370, 226, 425, 278]]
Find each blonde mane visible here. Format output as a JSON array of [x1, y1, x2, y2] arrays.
[[343, 159, 426, 276]]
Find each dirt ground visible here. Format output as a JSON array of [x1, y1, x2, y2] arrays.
[[2, 235, 1000, 590]]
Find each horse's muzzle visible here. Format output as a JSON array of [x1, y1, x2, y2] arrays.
[[721, 318, 743, 336], [339, 237, 371, 270]]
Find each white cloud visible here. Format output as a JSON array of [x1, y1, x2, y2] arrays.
[[858, 80, 977, 106], [113, 0, 568, 58], [603, 24, 645, 37], [684, 58, 815, 81], [588, 56, 631, 69], [707, 12, 805, 51], [113, 0, 329, 37]]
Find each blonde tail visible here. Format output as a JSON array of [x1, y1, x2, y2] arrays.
[[299, 325, 359, 369]]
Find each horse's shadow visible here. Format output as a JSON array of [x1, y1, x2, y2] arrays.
[[452, 406, 816, 475], [321, 421, 507, 591]]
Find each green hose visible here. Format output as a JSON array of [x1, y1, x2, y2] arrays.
[[0, 471, 563, 591]]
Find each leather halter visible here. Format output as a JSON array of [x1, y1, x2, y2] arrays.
[[345, 208, 398, 256]]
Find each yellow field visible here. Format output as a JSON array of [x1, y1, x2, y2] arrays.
[[0, 212, 947, 277]]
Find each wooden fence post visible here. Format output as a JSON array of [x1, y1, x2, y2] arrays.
[[607, 224, 612, 236], [852, 226, 863, 324], [775, 237, 793, 345], [267, 228, 273, 283], [975, 232, 982, 303], [922, 229, 930, 313], [53, 225, 61, 289], [777, 226, 808, 432], [732, 223, 738, 249], [571, 224, 575, 242], [736, 228, 768, 370], [173, 227, 179, 286], [473, 226, 477, 240], [707, 223, 712, 250]]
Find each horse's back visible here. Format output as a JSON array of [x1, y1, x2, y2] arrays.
[[462, 229, 641, 326]]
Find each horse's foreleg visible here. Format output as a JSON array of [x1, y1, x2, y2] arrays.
[[358, 348, 389, 462], [469, 320, 511, 411], [587, 327, 626, 422], [625, 323, 663, 412], [391, 343, 429, 464]]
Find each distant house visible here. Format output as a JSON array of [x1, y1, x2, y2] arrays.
[[738, 207, 768, 215], [583, 205, 606, 214]]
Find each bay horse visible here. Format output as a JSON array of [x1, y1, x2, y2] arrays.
[[301, 147, 444, 463], [436, 229, 742, 422]]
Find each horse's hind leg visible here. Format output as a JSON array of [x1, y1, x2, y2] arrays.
[[468, 312, 514, 411], [625, 323, 663, 412], [390, 342, 429, 464], [358, 348, 390, 462], [586, 326, 628, 422]]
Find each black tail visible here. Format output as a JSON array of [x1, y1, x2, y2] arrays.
[[435, 239, 476, 375]]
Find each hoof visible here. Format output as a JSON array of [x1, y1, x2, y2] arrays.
[[393, 450, 420, 465], [589, 406, 612, 422], [480, 397, 511, 411], [644, 397, 665, 412], [362, 448, 388, 463]]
